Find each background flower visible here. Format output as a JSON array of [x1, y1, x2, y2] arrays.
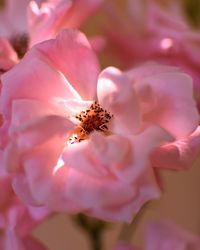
[[105, 0, 200, 109], [0, 0, 104, 58]]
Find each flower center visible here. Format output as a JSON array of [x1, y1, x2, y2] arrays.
[[68, 102, 113, 144], [0, 0, 5, 9], [10, 33, 29, 58]]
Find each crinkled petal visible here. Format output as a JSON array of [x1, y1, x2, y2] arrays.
[[110, 125, 173, 183], [135, 72, 199, 139], [62, 139, 108, 178], [62, 132, 131, 177], [151, 126, 200, 170], [64, 167, 136, 211], [87, 166, 160, 222], [89, 132, 131, 166]]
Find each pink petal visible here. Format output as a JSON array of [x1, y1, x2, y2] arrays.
[[135, 72, 199, 139], [35, 29, 100, 99], [10, 99, 70, 127], [151, 126, 200, 170], [28, 0, 72, 46], [97, 67, 141, 134], [22, 135, 66, 204], [0, 51, 81, 120], [62, 138, 108, 178], [11, 115, 74, 151], [88, 166, 160, 222], [12, 174, 42, 206], [64, 167, 136, 211], [89, 132, 131, 166], [111, 125, 173, 183]]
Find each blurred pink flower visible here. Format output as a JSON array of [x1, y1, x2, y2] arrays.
[[0, 29, 198, 222], [106, 0, 200, 106], [0, 151, 49, 250], [0, 0, 103, 58], [112, 219, 200, 250], [145, 220, 200, 250]]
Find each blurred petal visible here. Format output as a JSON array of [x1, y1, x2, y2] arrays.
[[145, 220, 200, 250]]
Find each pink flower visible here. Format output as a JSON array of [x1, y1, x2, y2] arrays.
[[145, 220, 200, 250], [105, 0, 200, 104], [0, 151, 49, 250], [0, 29, 198, 222], [112, 220, 200, 250], [0, 0, 103, 58]]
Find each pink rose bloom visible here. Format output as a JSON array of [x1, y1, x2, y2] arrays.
[[145, 220, 200, 250], [0, 0, 103, 58], [0, 29, 198, 222], [105, 0, 200, 106]]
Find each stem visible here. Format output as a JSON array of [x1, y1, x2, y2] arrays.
[[118, 202, 149, 243], [73, 214, 107, 250], [89, 229, 102, 250]]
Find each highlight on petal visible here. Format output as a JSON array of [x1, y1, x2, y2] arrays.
[[0, 54, 81, 120], [35, 29, 100, 100], [98, 67, 141, 134]]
